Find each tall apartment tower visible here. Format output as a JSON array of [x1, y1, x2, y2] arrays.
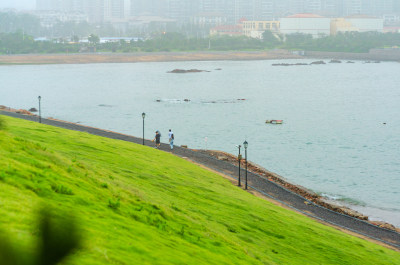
[[255, 0, 275, 20], [104, 0, 125, 21], [371, 0, 394, 15], [83, 0, 105, 23], [233, 0, 252, 21], [343, 0, 362, 15], [166, 0, 200, 22], [273, 0, 291, 17], [199, 0, 229, 14], [130, 0, 168, 16], [289, 0, 306, 14], [305, 0, 322, 13], [320, 0, 342, 16]]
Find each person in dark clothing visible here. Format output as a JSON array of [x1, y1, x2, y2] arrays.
[[153, 130, 161, 148]]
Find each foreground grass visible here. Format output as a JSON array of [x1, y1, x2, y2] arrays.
[[0, 115, 399, 264]]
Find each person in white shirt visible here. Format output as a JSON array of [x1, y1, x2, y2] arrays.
[[168, 129, 174, 150]]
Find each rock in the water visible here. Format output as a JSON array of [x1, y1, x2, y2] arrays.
[[168, 69, 208, 74], [310, 60, 326, 65]]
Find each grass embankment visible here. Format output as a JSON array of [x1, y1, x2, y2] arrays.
[[0, 115, 399, 264]]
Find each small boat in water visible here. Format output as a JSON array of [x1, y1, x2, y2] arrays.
[[265, 120, 283, 124]]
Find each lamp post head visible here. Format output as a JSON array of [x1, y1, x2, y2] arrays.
[[38, 96, 41, 100], [142, 112, 146, 119], [243, 140, 248, 149]]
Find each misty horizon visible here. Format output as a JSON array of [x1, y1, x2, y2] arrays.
[[1, 0, 400, 15], [0, 0, 35, 10]]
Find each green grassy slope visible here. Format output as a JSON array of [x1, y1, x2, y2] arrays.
[[0, 115, 399, 265]]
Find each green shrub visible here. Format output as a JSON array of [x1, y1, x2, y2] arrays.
[[108, 198, 120, 210], [51, 184, 74, 195]]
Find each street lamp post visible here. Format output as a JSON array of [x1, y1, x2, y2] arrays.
[[243, 140, 248, 190], [237, 145, 242, 186], [38, 96, 42, 123], [142, 112, 146, 145]]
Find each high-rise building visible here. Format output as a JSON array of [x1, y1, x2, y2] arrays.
[[166, 0, 199, 22], [37, 0, 103, 23], [104, 0, 124, 21], [305, 0, 322, 13], [343, 0, 362, 15], [258, 0, 274, 20], [83, 0, 105, 23], [273, 0, 291, 17], [321, 0, 342, 17], [395, 2, 400, 13], [233, 0, 254, 21], [371, 0, 394, 15], [289, 0, 306, 14], [130, 0, 168, 16], [36, 0, 399, 26], [199, 0, 230, 14]]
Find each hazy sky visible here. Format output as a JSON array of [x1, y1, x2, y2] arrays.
[[0, 0, 35, 10]]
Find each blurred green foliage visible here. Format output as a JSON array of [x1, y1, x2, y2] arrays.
[[0, 209, 80, 265]]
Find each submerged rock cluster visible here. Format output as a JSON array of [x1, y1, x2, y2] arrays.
[[168, 69, 210, 73]]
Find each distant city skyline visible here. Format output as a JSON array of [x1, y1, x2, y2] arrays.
[[1, 0, 400, 24]]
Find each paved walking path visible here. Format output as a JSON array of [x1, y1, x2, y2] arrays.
[[2, 111, 400, 250]]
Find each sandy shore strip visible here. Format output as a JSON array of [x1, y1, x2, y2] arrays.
[[0, 50, 303, 65]]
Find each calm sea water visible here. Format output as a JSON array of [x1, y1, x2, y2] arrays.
[[1, 59, 399, 226]]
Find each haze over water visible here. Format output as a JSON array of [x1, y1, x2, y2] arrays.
[[1, 59, 399, 226]]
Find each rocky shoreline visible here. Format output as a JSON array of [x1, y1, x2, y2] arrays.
[[1, 105, 399, 234], [195, 149, 400, 233]]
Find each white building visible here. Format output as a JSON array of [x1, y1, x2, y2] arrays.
[[345, 15, 384, 33], [192, 12, 227, 28], [35, 10, 88, 28], [280, 14, 331, 38]]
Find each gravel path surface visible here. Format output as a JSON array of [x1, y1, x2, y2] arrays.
[[2, 110, 400, 250]]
